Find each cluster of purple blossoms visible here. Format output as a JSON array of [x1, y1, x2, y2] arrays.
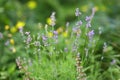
[[72, 26, 81, 37], [86, 21, 91, 28], [72, 27, 79, 33], [72, 8, 83, 37], [42, 35, 47, 41], [85, 8, 96, 28], [75, 8, 81, 17], [19, 27, 23, 35], [25, 32, 32, 45], [76, 20, 82, 27], [85, 15, 92, 28], [26, 35, 32, 44], [53, 31, 58, 43], [88, 30, 94, 40], [85, 16, 91, 22], [53, 31, 58, 35], [42, 35, 49, 46]]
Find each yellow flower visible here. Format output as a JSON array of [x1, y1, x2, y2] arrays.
[[8, 34, 12, 38], [81, 5, 88, 12], [56, 27, 63, 33], [47, 32, 53, 38], [46, 18, 52, 25], [10, 39, 15, 45], [5, 25, 10, 30], [94, 6, 99, 12], [62, 31, 68, 38], [10, 27, 17, 33], [12, 47, 16, 53], [27, 1, 37, 9], [16, 21, 25, 29]]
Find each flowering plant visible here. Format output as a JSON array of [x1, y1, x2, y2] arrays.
[[15, 8, 119, 80]]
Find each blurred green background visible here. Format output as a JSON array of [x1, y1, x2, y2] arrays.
[[0, 0, 120, 80]]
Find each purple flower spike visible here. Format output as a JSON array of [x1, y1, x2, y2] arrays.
[[75, 8, 81, 16], [53, 31, 58, 35], [88, 30, 94, 40], [86, 22, 91, 28], [42, 36, 47, 41], [26, 35, 32, 44], [19, 27, 23, 33], [76, 20, 82, 26], [85, 16, 91, 22], [72, 27, 78, 33]]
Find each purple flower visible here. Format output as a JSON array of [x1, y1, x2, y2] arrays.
[[42, 36, 47, 41], [88, 30, 94, 40], [26, 35, 32, 44], [53, 31, 58, 43], [85, 16, 91, 22], [76, 20, 82, 26], [53, 31, 58, 35], [86, 22, 91, 28], [19, 27, 23, 33], [75, 8, 81, 16], [72, 27, 79, 33], [19, 28, 24, 36]]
